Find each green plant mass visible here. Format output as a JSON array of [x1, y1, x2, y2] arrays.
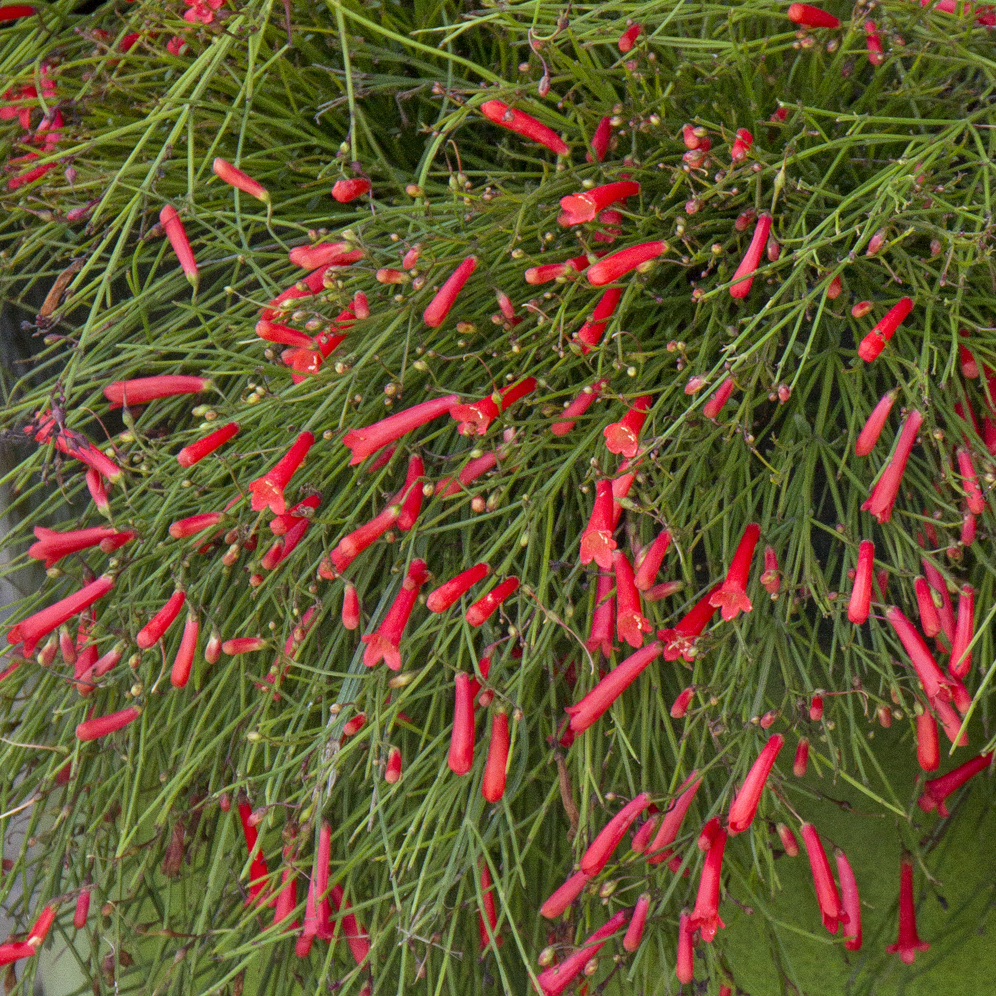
[[3, 2, 996, 994]]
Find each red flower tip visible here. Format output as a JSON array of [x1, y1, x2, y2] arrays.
[[702, 376, 737, 420], [552, 378, 608, 436], [835, 847, 862, 951], [536, 910, 629, 996], [688, 825, 727, 941], [423, 255, 478, 328], [917, 752, 992, 816], [618, 22, 642, 52], [212, 157, 269, 202], [847, 540, 874, 625], [28, 525, 121, 568], [170, 612, 199, 689], [343, 395, 458, 465], [466, 577, 520, 627], [675, 911, 695, 983], [855, 390, 896, 456], [540, 870, 590, 919], [586, 241, 667, 287], [159, 205, 199, 288], [634, 528, 671, 590], [451, 376, 536, 435], [559, 181, 640, 226], [361, 559, 428, 670], [730, 213, 773, 298], [886, 859, 930, 964], [579, 480, 617, 569], [177, 421, 239, 467], [7, 575, 115, 656], [726, 733, 784, 834], [136, 589, 186, 649], [427, 563, 490, 613], [800, 823, 844, 934], [709, 522, 760, 621], [331, 177, 371, 203], [788, 3, 840, 28], [777, 822, 800, 857], [579, 792, 650, 876], [566, 643, 662, 733], [479, 100, 569, 156], [588, 115, 612, 162], [76, 706, 141, 741], [613, 550, 652, 648], [222, 636, 266, 655], [730, 128, 753, 162], [857, 297, 913, 362]]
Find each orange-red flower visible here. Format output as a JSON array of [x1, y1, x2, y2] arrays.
[[917, 752, 992, 816], [800, 823, 844, 934], [857, 297, 913, 361], [688, 825, 727, 941], [427, 563, 490, 613], [861, 409, 922, 523], [886, 858, 930, 963], [479, 100, 569, 156], [424, 256, 478, 328], [855, 390, 896, 456], [177, 421, 239, 467], [726, 733, 784, 834], [586, 241, 667, 286], [249, 431, 314, 515], [848, 540, 874, 625], [451, 377, 536, 435], [613, 550, 652, 647], [603, 394, 652, 457], [361, 559, 429, 670], [7, 575, 114, 655], [343, 396, 458, 465], [729, 214, 773, 298], [212, 157, 269, 202], [580, 792, 650, 876], [566, 642, 662, 733], [104, 375, 209, 408], [709, 523, 760, 621]]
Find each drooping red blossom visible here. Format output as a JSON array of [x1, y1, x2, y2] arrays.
[[26, 904, 57, 947], [451, 377, 536, 435], [697, 817, 724, 852], [28, 525, 123, 568], [427, 563, 491, 612], [331, 177, 371, 203], [759, 545, 781, 596], [886, 858, 930, 964], [726, 734, 784, 834], [255, 320, 316, 348], [361, 559, 429, 670], [709, 523, 760, 621], [477, 860, 503, 951], [848, 540, 874, 625], [800, 823, 844, 934], [168, 512, 223, 540], [585, 571, 615, 659], [524, 253, 592, 285], [170, 612, 199, 689], [540, 870, 590, 919], [448, 671, 477, 775], [956, 447, 985, 515], [248, 431, 314, 515], [566, 643, 662, 733], [916, 705, 940, 772], [343, 395, 458, 465], [212, 158, 269, 202], [794, 738, 810, 778], [536, 910, 629, 996], [7, 575, 114, 655], [729, 213, 773, 298], [466, 577, 520, 627], [580, 792, 650, 876], [0, 5, 36, 21], [288, 241, 364, 271], [834, 848, 862, 951], [237, 801, 271, 906], [0, 942, 36, 967], [613, 550, 652, 648], [603, 394, 652, 457], [222, 637, 266, 655], [574, 287, 623, 352], [29, 411, 123, 482], [424, 255, 478, 328], [702, 377, 737, 420], [788, 3, 840, 27], [136, 589, 186, 649], [949, 584, 974, 678], [917, 752, 993, 816], [175, 421, 239, 467], [586, 241, 667, 286], [675, 911, 695, 983], [158, 204, 199, 288], [855, 390, 897, 456], [669, 685, 695, 719], [552, 379, 608, 435], [885, 606, 953, 704], [73, 887, 90, 930], [559, 181, 640, 226], [777, 822, 800, 856], [658, 584, 721, 662], [688, 826, 727, 941], [644, 771, 701, 864], [730, 128, 753, 162], [622, 892, 650, 952], [482, 710, 510, 802], [479, 100, 569, 156], [323, 506, 400, 577], [579, 480, 617, 569], [383, 746, 403, 784], [587, 115, 612, 162], [861, 409, 922, 523], [104, 375, 209, 408], [857, 297, 913, 361], [633, 529, 671, 591], [921, 558, 955, 641], [864, 20, 885, 65], [76, 706, 141, 741]]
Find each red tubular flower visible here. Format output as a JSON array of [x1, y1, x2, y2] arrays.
[[659, 585, 721, 662], [435, 451, 498, 497], [613, 550, 652, 648], [918, 752, 992, 816], [28, 525, 120, 568], [76, 706, 141, 741], [336, 583, 359, 631], [559, 181, 640, 226], [0, 942, 36, 967], [855, 390, 897, 456], [223, 637, 266, 655], [634, 529, 671, 591], [536, 910, 629, 996], [631, 810, 659, 852], [702, 377, 737, 420], [249, 431, 314, 515], [588, 115, 612, 162], [361, 559, 429, 669], [949, 584, 974, 678], [328, 885, 370, 965], [212, 157, 269, 202], [861, 409, 922, 523], [288, 242, 363, 270], [237, 801, 271, 906], [603, 394, 652, 457], [331, 177, 371, 202], [858, 297, 913, 361], [574, 287, 623, 353], [260, 264, 330, 321], [427, 563, 490, 612], [255, 320, 316, 348], [618, 22, 642, 51], [86, 468, 110, 516], [698, 817, 723, 852], [26, 904, 57, 947], [956, 448, 985, 514], [104, 375, 209, 408], [670, 685, 696, 719], [136, 589, 186, 649], [622, 892, 650, 953], [466, 577, 520, 627], [477, 860, 502, 951], [709, 523, 760, 622], [730, 128, 753, 162], [848, 540, 874, 625], [916, 706, 940, 772], [675, 911, 695, 983], [794, 738, 810, 778], [324, 506, 400, 577], [730, 213, 773, 298], [159, 205, 198, 289], [7, 575, 114, 655], [887, 859, 930, 963], [646, 772, 701, 864], [579, 480, 617, 569], [586, 241, 668, 286], [524, 254, 591, 285], [726, 733, 784, 834], [962, 509, 977, 546], [451, 377, 536, 435], [448, 671, 477, 775], [384, 746, 402, 784], [864, 20, 885, 65], [0, 6, 36, 21], [423, 255, 478, 328], [885, 606, 953, 704], [343, 395, 458, 465], [176, 421, 239, 467], [541, 870, 590, 919], [566, 643, 662, 733], [479, 99, 569, 156], [834, 848, 862, 951], [73, 887, 90, 930], [777, 823, 800, 857], [392, 453, 424, 531], [688, 826, 727, 941], [760, 545, 781, 596], [552, 379, 608, 435], [580, 792, 650, 876], [271, 495, 321, 537], [30, 413, 124, 482], [585, 571, 615, 659], [482, 710, 510, 802], [921, 559, 955, 641], [170, 612, 199, 689], [169, 512, 223, 539], [788, 3, 840, 27], [800, 823, 844, 934]]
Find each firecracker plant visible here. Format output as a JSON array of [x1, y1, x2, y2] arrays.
[[3, 1, 996, 994]]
